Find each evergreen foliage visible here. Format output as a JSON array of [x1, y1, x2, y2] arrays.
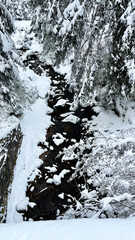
[[0, 2, 26, 117], [30, 0, 135, 111], [2, 0, 31, 20]]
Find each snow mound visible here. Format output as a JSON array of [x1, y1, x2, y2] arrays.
[[62, 114, 80, 124]]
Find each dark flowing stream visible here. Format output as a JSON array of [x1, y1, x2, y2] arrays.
[[21, 52, 95, 221]]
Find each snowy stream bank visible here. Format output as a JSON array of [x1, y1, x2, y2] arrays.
[[6, 21, 51, 222]]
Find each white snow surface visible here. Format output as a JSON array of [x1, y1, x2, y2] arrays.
[[0, 218, 135, 240], [62, 114, 80, 124], [0, 116, 19, 139], [54, 99, 68, 107], [6, 20, 51, 223], [46, 169, 70, 186], [52, 133, 66, 146]]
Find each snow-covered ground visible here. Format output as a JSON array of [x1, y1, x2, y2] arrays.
[[6, 21, 51, 223], [0, 218, 135, 240]]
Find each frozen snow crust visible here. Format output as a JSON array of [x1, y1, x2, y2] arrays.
[[0, 218, 135, 240]]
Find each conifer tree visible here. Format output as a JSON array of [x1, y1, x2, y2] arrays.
[[0, 2, 26, 117], [29, 0, 135, 111]]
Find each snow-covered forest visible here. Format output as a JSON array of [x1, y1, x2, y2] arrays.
[[0, 0, 135, 239]]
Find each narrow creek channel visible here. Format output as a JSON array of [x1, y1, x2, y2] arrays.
[[20, 51, 95, 221]]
